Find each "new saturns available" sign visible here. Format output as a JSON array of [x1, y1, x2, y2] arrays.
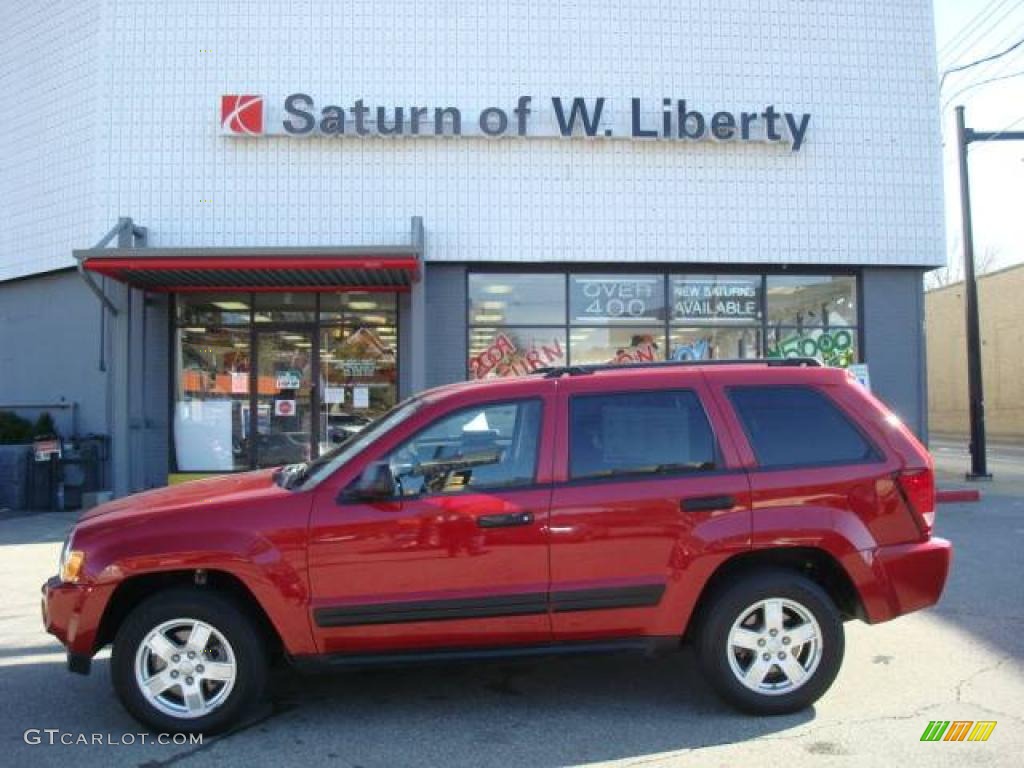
[[221, 95, 812, 151]]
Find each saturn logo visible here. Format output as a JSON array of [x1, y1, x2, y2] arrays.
[[221, 95, 264, 135]]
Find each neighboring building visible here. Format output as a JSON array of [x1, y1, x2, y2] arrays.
[[927, 264, 1024, 440], [1, 1, 945, 498]]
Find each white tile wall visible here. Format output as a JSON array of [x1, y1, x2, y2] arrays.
[[0, 0, 102, 281], [1, 0, 945, 281]]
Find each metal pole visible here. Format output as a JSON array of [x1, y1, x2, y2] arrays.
[[955, 106, 990, 480]]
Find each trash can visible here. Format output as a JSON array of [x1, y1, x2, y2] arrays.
[[27, 453, 59, 510], [77, 434, 110, 492]]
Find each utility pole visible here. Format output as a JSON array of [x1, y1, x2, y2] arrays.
[[953, 106, 1024, 480]]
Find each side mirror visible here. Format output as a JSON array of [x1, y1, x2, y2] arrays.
[[340, 462, 396, 503]]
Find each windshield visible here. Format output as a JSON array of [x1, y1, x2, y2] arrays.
[[293, 398, 423, 489]]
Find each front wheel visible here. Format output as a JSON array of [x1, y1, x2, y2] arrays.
[[696, 569, 844, 714], [111, 589, 268, 733]]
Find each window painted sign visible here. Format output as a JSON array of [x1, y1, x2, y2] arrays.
[[768, 329, 856, 368], [671, 277, 761, 322], [570, 276, 664, 323], [221, 95, 812, 150], [470, 331, 565, 379]]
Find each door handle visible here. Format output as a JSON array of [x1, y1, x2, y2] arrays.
[[477, 512, 534, 528], [681, 495, 736, 513]]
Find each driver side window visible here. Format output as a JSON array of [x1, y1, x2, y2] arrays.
[[385, 400, 543, 496]]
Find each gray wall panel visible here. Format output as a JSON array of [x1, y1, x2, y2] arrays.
[[142, 294, 170, 488], [0, 270, 107, 439], [424, 265, 468, 388], [0, 270, 171, 496], [398, 292, 412, 398], [862, 267, 928, 439]]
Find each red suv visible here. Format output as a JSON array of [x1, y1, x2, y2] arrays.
[[42, 360, 951, 732]]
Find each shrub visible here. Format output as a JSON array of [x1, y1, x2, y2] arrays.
[[33, 412, 58, 438], [0, 411, 34, 444]]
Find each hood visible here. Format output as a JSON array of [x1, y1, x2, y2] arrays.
[[79, 468, 283, 522]]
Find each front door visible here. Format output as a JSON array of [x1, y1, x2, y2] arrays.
[[307, 390, 556, 655], [252, 328, 316, 467]]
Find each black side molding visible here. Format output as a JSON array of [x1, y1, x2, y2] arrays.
[[314, 593, 547, 628], [478, 512, 534, 528], [314, 584, 667, 628], [550, 585, 665, 613]]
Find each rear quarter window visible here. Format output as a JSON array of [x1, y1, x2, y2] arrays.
[[728, 385, 879, 469]]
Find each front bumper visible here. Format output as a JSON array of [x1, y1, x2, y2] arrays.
[[41, 576, 111, 669]]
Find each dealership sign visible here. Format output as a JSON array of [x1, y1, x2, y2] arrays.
[[220, 94, 812, 150]]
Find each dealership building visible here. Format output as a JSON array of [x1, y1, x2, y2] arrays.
[[0, 0, 944, 498]]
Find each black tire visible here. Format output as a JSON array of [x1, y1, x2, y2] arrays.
[[111, 588, 269, 734], [695, 568, 844, 715]]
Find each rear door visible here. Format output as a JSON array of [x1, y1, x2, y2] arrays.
[[548, 372, 752, 641]]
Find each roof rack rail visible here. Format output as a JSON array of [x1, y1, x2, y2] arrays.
[[535, 358, 822, 378]]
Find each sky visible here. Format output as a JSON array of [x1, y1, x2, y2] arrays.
[[933, 0, 1024, 274]]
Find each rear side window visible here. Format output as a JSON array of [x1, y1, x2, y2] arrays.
[[728, 386, 878, 468], [569, 390, 716, 480]]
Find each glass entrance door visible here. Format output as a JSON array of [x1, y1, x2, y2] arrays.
[[252, 329, 316, 467], [173, 292, 400, 473]]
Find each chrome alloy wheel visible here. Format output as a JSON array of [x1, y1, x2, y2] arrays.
[[134, 618, 237, 719], [726, 598, 823, 695]]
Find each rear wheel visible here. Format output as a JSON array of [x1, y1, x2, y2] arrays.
[[111, 589, 268, 733], [696, 569, 844, 714]]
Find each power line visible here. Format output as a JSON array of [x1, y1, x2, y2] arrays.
[[956, 18, 1024, 83], [943, 69, 1024, 110], [939, 0, 1013, 61], [941, 34, 1024, 89], [940, 0, 1021, 67]]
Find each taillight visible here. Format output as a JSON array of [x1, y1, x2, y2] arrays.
[[897, 468, 936, 536]]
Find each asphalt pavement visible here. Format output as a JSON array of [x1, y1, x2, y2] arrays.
[[0, 442, 1021, 767]]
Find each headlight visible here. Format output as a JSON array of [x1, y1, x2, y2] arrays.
[[58, 532, 85, 583]]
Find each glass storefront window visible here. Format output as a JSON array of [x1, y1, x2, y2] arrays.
[[468, 274, 566, 325], [467, 271, 861, 378], [670, 327, 761, 361], [319, 325, 398, 451], [176, 294, 251, 326], [469, 327, 567, 379], [766, 275, 857, 327], [569, 275, 665, 325], [173, 327, 252, 471], [569, 327, 666, 366], [320, 292, 397, 326], [173, 291, 400, 472], [670, 275, 761, 323], [766, 326, 858, 367], [253, 292, 317, 323]]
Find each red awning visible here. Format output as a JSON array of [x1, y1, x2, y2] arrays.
[[76, 247, 420, 292]]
